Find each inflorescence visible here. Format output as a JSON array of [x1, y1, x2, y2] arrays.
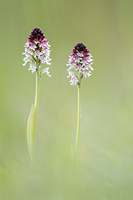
[[67, 43, 93, 86], [23, 28, 51, 77]]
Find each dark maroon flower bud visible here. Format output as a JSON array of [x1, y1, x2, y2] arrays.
[[74, 43, 86, 52], [28, 28, 45, 43], [80, 74, 83, 79]]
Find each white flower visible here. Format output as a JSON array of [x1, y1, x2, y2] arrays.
[[42, 67, 51, 77], [28, 62, 37, 73]]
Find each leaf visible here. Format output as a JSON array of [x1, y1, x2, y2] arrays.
[[27, 104, 35, 161]]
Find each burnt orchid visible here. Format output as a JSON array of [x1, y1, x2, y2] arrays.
[[67, 43, 93, 152], [23, 28, 51, 76], [67, 43, 93, 86], [23, 28, 51, 162]]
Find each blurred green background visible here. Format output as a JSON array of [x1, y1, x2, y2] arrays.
[[0, 0, 133, 199]]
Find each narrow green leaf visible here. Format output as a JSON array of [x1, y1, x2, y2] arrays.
[[27, 104, 35, 161]]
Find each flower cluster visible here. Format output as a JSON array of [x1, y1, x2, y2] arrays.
[[23, 28, 51, 77], [67, 43, 93, 86]]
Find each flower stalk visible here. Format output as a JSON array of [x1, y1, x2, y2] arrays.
[[27, 71, 40, 162], [33, 72, 40, 152], [75, 84, 81, 152]]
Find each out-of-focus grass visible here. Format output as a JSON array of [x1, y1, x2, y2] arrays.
[[0, 0, 133, 199]]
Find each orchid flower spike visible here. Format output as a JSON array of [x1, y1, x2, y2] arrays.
[[23, 28, 51, 77], [67, 43, 93, 86]]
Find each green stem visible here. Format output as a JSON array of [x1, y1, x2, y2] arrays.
[[33, 72, 40, 155], [27, 66, 40, 162], [75, 84, 81, 152]]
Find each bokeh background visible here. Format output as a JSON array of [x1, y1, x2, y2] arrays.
[[0, 0, 133, 199]]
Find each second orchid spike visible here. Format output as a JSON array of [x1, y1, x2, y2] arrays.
[[67, 43, 93, 86]]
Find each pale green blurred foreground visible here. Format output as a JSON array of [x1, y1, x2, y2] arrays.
[[0, 0, 133, 199]]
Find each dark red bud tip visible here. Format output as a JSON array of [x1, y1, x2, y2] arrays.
[[73, 43, 87, 54], [28, 28, 45, 43]]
